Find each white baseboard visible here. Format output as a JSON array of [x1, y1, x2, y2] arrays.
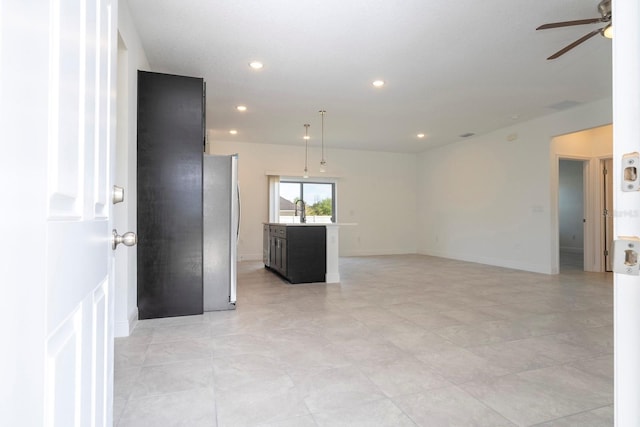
[[242, 248, 552, 274], [114, 320, 129, 338], [128, 308, 139, 333], [240, 250, 418, 261], [341, 249, 417, 257], [238, 252, 262, 261], [114, 307, 138, 338], [325, 272, 340, 283], [417, 249, 553, 275]]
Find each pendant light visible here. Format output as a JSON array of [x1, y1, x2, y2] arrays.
[[319, 110, 327, 172], [303, 124, 310, 178]]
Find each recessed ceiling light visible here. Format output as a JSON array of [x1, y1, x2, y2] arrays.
[[229, 129, 238, 135], [372, 80, 385, 88], [417, 133, 425, 138], [236, 105, 247, 112], [249, 61, 263, 70], [303, 135, 310, 140]]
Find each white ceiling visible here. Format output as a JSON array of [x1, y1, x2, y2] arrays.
[[127, 0, 612, 153]]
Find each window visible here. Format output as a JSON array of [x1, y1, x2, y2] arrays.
[[278, 180, 335, 223]]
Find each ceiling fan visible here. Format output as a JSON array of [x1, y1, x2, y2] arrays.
[[536, 0, 612, 60]]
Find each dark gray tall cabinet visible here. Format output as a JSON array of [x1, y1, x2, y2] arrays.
[[137, 71, 205, 319]]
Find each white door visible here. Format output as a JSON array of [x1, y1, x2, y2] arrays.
[[0, 1, 119, 426]]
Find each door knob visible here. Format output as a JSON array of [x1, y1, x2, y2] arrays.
[[112, 229, 137, 250]]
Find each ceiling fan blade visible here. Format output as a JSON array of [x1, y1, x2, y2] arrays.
[[536, 18, 603, 30], [547, 28, 603, 60]]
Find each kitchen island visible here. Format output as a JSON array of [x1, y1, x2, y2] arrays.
[[263, 223, 347, 284]]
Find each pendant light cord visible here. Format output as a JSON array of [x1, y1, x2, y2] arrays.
[[319, 110, 326, 168], [303, 124, 310, 176]]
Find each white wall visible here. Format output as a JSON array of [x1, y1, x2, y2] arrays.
[[552, 125, 613, 158], [114, 0, 150, 337], [558, 160, 584, 252], [208, 141, 418, 260], [416, 98, 612, 274]]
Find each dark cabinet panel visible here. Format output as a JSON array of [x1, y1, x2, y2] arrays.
[[269, 225, 277, 270], [278, 237, 287, 275], [137, 71, 204, 319], [264, 225, 326, 283], [270, 237, 277, 270], [286, 226, 325, 283], [263, 224, 270, 266]]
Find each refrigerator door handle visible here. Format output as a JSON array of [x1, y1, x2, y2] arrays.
[[229, 154, 239, 305], [236, 183, 241, 243]]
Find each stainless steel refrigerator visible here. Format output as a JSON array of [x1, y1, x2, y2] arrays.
[[203, 154, 239, 311]]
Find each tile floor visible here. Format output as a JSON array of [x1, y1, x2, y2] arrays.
[[559, 250, 585, 272], [114, 255, 614, 427]]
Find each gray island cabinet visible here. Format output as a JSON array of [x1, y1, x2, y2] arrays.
[[263, 224, 326, 283]]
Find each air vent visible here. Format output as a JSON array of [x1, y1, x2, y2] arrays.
[[459, 132, 475, 138]]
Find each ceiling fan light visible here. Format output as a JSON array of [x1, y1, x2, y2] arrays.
[[603, 24, 613, 39]]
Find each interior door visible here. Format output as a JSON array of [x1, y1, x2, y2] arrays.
[[603, 158, 614, 272], [0, 1, 118, 426]]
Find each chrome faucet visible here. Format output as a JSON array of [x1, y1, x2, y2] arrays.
[[294, 200, 306, 223]]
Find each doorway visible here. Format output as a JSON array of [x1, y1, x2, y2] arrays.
[[551, 124, 613, 273], [558, 159, 587, 271]]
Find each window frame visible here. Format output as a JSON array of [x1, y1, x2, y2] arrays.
[[279, 178, 337, 223]]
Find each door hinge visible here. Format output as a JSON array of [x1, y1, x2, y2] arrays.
[[603, 167, 608, 175], [603, 208, 609, 217], [604, 249, 609, 256]]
